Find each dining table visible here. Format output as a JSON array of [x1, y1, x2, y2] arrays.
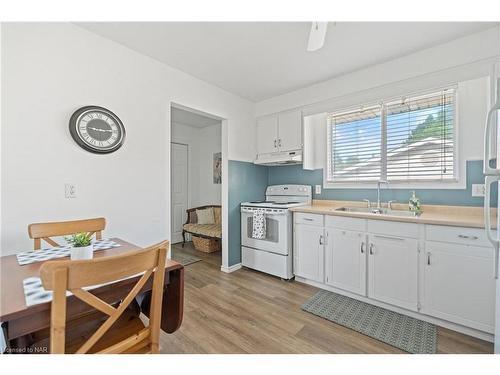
[[0, 238, 184, 353]]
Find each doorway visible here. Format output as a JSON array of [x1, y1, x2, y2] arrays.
[[170, 104, 223, 267]]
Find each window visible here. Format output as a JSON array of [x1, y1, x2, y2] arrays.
[[327, 87, 456, 184]]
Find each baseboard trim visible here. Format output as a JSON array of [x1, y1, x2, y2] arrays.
[[220, 263, 242, 273], [295, 276, 494, 343]]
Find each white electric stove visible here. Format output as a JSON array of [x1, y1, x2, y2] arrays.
[[240, 185, 312, 279]]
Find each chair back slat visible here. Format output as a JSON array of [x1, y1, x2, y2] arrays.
[[28, 218, 106, 250], [39, 240, 169, 354], [41, 248, 158, 290]]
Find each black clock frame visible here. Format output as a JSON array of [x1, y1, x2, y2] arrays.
[[69, 105, 126, 154]]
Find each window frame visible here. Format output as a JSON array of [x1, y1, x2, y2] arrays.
[[324, 85, 462, 189]]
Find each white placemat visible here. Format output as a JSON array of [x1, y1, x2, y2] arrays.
[[16, 239, 121, 266], [23, 277, 72, 306]]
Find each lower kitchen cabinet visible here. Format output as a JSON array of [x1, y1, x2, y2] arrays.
[[293, 224, 324, 282], [292, 212, 496, 337], [325, 228, 367, 296], [422, 241, 496, 333], [368, 234, 418, 311]]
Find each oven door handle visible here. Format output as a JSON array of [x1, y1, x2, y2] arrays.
[[242, 210, 287, 216]]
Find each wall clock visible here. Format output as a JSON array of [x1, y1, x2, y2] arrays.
[[69, 106, 125, 154]]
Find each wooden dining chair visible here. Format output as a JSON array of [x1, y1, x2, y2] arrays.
[[28, 217, 106, 250], [38, 240, 168, 354]]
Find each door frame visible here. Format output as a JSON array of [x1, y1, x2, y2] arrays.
[[170, 141, 189, 244], [168, 102, 229, 271]]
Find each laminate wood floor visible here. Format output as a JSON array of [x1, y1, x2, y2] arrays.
[[159, 242, 494, 354]]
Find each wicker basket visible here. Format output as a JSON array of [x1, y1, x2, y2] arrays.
[[192, 235, 221, 253]]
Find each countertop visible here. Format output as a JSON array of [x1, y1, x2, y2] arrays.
[[289, 200, 497, 229]]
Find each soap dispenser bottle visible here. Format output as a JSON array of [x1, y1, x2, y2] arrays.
[[409, 191, 421, 214]]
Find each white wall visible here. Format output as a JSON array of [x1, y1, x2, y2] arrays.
[[256, 26, 500, 116], [197, 124, 222, 205], [257, 26, 500, 189], [1, 23, 254, 256], [171, 121, 221, 208]]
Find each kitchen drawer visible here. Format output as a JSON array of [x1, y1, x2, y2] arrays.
[[426, 225, 494, 248], [325, 215, 366, 232], [294, 212, 324, 226], [367, 219, 418, 239]]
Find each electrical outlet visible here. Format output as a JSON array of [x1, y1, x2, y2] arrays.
[[65, 184, 76, 198], [472, 184, 485, 197], [315, 185, 321, 195]]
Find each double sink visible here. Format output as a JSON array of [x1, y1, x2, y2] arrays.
[[335, 206, 421, 217]]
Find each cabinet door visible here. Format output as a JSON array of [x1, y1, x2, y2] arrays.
[[423, 241, 495, 333], [278, 110, 302, 151], [325, 228, 367, 296], [368, 234, 418, 311], [256, 114, 279, 155], [294, 224, 324, 282]]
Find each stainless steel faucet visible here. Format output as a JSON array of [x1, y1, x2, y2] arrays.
[[377, 180, 389, 209]]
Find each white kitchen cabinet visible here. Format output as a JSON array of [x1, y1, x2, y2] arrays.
[[256, 110, 302, 156], [423, 241, 495, 333], [256, 114, 279, 155], [294, 224, 324, 283], [368, 234, 418, 311], [325, 228, 367, 296], [277, 110, 302, 151]]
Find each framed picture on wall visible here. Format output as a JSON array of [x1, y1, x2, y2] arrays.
[[213, 152, 222, 184]]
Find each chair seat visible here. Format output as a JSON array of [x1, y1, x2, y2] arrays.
[[183, 223, 221, 238], [30, 309, 150, 354]]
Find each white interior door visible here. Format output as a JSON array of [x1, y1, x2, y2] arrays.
[[171, 143, 188, 244]]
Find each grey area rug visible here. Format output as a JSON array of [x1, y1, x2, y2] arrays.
[[302, 290, 437, 354], [171, 249, 202, 266]]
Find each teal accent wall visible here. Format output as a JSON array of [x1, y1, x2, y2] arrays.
[[228, 160, 268, 266], [267, 160, 497, 206], [228, 159, 496, 266]]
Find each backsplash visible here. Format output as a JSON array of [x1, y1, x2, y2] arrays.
[[267, 160, 497, 207], [228, 160, 268, 266]]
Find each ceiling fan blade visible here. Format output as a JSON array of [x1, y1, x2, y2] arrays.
[[307, 22, 328, 52]]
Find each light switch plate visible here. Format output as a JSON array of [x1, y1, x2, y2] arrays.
[[315, 185, 321, 195], [65, 184, 76, 198], [472, 184, 485, 197]]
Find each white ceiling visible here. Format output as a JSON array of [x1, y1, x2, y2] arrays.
[[171, 107, 221, 128], [77, 22, 498, 102]]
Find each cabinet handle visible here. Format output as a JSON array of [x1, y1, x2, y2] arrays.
[[458, 234, 478, 240], [369, 243, 374, 255], [303, 218, 314, 222], [278, 138, 282, 147], [319, 235, 324, 245], [427, 252, 431, 265], [373, 234, 405, 241], [360, 242, 365, 254], [274, 139, 277, 148]]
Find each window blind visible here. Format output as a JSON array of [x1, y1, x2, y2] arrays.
[[385, 88, 455, 181], [326, 87, 456, 183], [327, 105, 382, 182]]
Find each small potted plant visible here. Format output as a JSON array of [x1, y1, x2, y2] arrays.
[[65, 232, 94, 260]]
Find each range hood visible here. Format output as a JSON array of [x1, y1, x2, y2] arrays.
[[254, 150, 302, 166]]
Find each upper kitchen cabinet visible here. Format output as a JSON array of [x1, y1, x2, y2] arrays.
[[256, 114, 279, 155], [255, 109, 303, 156], [277, 110, 302, 151]]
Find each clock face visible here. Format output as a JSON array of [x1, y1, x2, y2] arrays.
[[69, 106, 125, 154]]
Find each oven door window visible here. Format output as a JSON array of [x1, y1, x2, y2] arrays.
[[246, 216, 279, 243]]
